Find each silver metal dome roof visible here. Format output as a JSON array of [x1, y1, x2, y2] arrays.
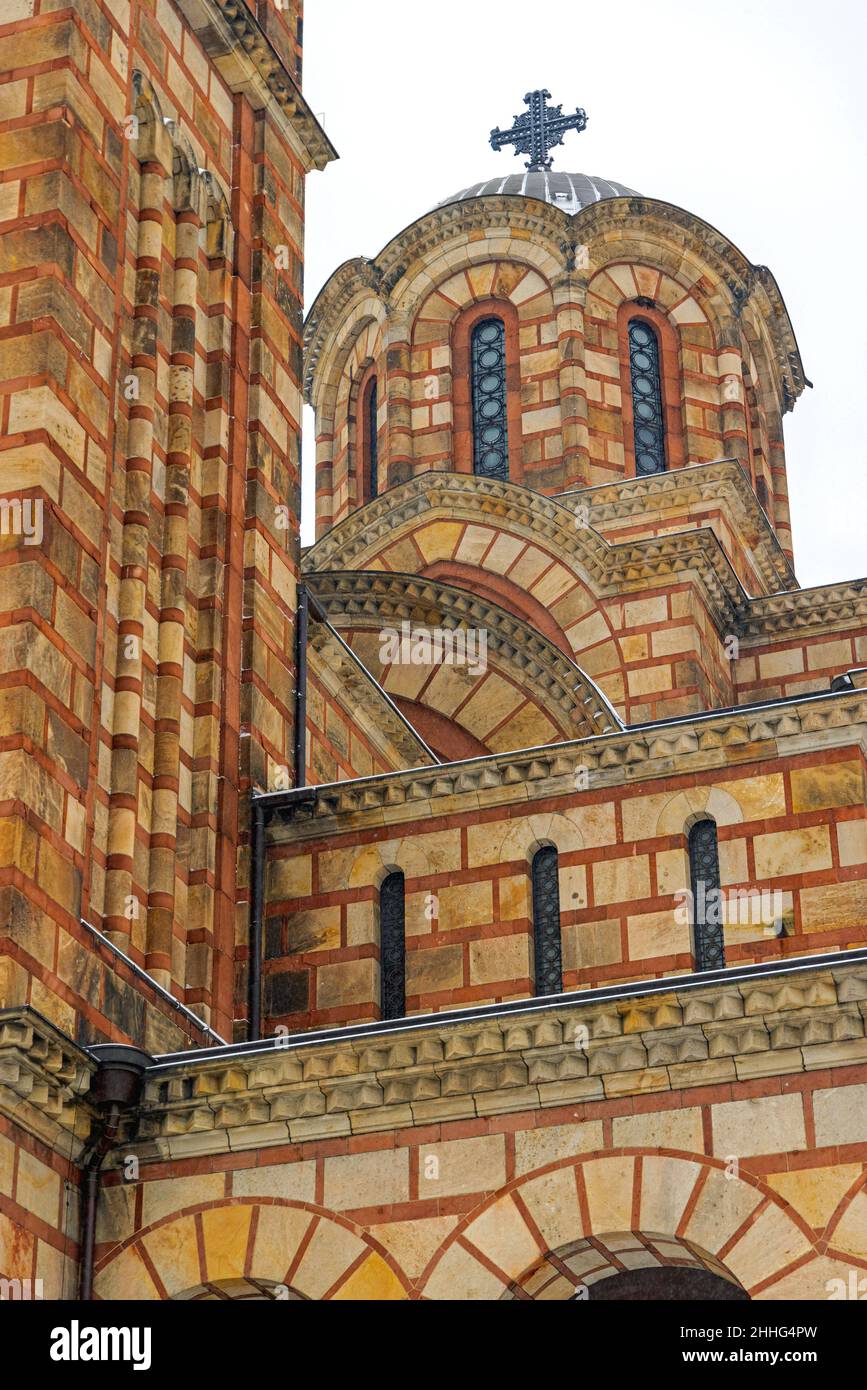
[[436, 171, 637, 215]]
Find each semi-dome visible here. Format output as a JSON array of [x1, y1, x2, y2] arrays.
[[436, 170, 637, 215]]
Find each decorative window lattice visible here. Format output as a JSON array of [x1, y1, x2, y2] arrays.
[[531, 845, 563, 996], [628, 318, 666, 475], [471, 317, 509, 480], [380, 870, 405, 1019], [688, 819, 725, 971], [366, 378, 378, 499]]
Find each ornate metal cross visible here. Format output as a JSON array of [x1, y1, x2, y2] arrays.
[[490, 90, 588, 171]]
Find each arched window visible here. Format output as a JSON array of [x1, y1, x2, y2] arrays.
[[471, 317, 509, 481], [362, 375, 378, 501], [688, 820, 725, 971], [380, 870, 405, 1019], [531, 846, 562, 996], [628, 318, 666, 475]]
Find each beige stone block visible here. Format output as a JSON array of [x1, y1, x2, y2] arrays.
[[718, 837, 749, 886], [558, 862, 587, 912], [418, 1134, 506, 1199], [346, 899, 376, 947], [656, 847, 689, 895], [627, 909, 690, 960], [639, 1155, 703, 1234], [514, 1121, 603, 1175], [200, 1205, 252, 1283], [283, 907, 340, 954], [806, 638, 854, 671], [813, 1083, 867, 1148], [800, 880, 867, 933], [754, 825, 832, 878], [712, 1093, 806, 1159], [624, 596, 668, 627], [405, 943, 463, 995], [728, 773, 787, 822], [252, 1204, 315, 1280], [323, 1147, 409, 1210], [94, 1245, 160, 1301], [455, 524, 496, 565], [627, 664, 671, 697], [767, 1165, 861, 1231], [593, 854, 650, 905], [724, 1204, 812, 1290], [469, 932, 530, 985], [369, 1216, 459, 1279], [438, 880, 492, 931], [268, 854, 312, 898], [232, 1161, 316, 1203], [16, 1150, 60, 1227], [142, 1216, 201, 1297], [332, 1250, 407, 1300], [423, 1238, 508, 1300], [837, 819, 867, 868], [519, 1166, 586, 1251], [414, 521, 463, 564], [141, 1172, 224, 1227], [0, 1133, 14, 1197], [830, 1189, 867, 1258], [683, 1166, 762, 1253], [292, 1218, 367, 1300], [316, 958, 377, 1009], [790, 761, 863, 813], [758, 648, 804, 679], [563, 918, 621, 971], [499, 873, 529, 920], [759, 1253, 864, 1300], [582, 1155, 634, 1231], [613, 1106, 703, 1151], [464, 1194, 540, 1279]]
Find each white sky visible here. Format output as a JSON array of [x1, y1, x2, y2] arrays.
[[301, 0, 866, 591]]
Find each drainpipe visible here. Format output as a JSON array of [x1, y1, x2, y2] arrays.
[[248, 794, 266, 1042], [294, 584, 309, 788], [79, 1044, 152, 1301]]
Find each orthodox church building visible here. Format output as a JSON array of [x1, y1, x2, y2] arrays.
[[1, 1, 867, 1303]]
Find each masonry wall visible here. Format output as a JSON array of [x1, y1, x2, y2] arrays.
[[0, 0, 313, 1051], [263, 744, 867, 1034]]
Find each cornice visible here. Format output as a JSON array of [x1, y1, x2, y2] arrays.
[[121, 956, 867, 1160], [304, 195, 805, 415], [559, 458, 797, 595], [264, 688, 867, 841], [174, 0, 337, 172], [303, 471, 751, 634], [0, 1008, 95, 1159], [306, 570, 622, 740], [741, 578, 867, 642]]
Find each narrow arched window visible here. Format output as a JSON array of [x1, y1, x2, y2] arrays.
[[628, 318, 666, 475], [471, 317, 509, 481], [531, 846, 562, 996], [363, 376, 378, 500], [688, 820, 725, 971], [380, 870, 405, 1019]]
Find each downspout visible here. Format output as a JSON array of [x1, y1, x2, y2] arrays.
[[79, 1044, 152, 1301], [294, 584, 309, 787]]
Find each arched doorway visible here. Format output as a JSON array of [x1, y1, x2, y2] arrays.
[[501, 1232, 748, 1301]]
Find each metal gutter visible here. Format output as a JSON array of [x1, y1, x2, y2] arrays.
[[147, 945, 867, 1071]]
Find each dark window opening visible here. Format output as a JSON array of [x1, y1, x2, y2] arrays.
[[531, 846, 563, 995], [688, 819, 725, 971], [471, 317, 509, 481], [364, 377, 378, 500], [628, 317, 666, 475], [380, 871, 405, 1019]]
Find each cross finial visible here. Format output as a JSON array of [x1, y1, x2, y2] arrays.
[[490, 89, 588, 172]]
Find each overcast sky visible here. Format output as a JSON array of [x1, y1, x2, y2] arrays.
[[300, 0, 866, 592]]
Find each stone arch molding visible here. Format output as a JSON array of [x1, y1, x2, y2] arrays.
[[93, 1199, 413, 1302], [417, 1152, 856, 1301]]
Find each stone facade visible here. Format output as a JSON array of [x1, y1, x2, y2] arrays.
[[1, 3, 866, 1303]]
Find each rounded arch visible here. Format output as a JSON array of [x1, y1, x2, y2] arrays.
[[417, 1151, 822, 1300], [93, 1198, 413, 1302]]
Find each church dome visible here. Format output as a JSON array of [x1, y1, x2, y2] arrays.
[[435, 170, 637, 215]]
